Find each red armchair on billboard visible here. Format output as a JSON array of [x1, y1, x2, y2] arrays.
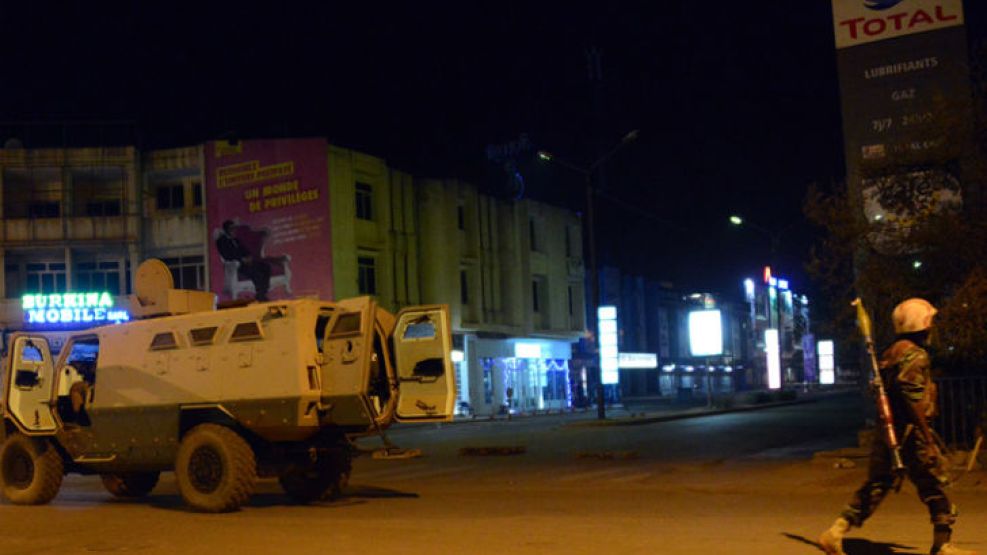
[[214, 220, 292, 301]]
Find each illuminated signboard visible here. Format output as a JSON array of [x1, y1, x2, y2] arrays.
[[618, 352, 658, 369], [22, 292, 130, 325], [598, 305, 619, 385], [765, 329, 782, 390], [688, 310, 723, 357], [818, 340, 836, 385]]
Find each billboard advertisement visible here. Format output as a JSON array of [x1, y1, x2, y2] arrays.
[[832, 0, 970, 254], [204, 139, 333, 302]]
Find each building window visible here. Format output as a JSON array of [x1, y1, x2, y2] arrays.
[[460, 270, 469, 305], [192, 181, 203, 207], [156, 183, 184, 211], [25, 262, 67, 294], [457, 204, 465, 231], [75, 260, 122, 295], [355, 182, 373, 221], [28, 202, 60, 218], [85, 200, 121, 217], [358, 256, 377, 295], [532, 279, 541, 313], [568, 285, 574, 316], [161, 255, 206, 290]]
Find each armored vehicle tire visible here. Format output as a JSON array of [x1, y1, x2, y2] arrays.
[[175, 424, 257, 512], [0, 433, 64, 505], [101, 472, 160, 498]]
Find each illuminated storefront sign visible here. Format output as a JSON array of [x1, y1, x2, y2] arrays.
[[618, 352, 658, 369], [766, 329, 782, 390], [598, 305, 619, 385], [688, 309, 723, 357], [818, 340, 836, 385], [22, 292, 130, 325]]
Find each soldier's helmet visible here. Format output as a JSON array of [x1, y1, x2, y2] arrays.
[[892, 298, 937, 334]]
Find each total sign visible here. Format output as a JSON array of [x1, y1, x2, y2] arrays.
[[832, 0, 964, 49]]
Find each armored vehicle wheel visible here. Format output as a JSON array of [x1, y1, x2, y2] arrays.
[[175, 424, 256, 512], [0, 433, 64, 505], [101, 472, 160, 498]]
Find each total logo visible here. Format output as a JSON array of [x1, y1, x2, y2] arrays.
[[838, 1, 961, 44], [864, 0, 905, 10]]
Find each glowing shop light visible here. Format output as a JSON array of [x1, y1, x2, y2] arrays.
[[514, 343, 542, 359], [618, 352, 657, 369], [451, 350, 465, 363], [765, 329, 781, 390], [688, 309, 723, 357], [23, 292, 129, 325], [597, 305, 620, 385], [744, 278, 755, 300], [818, 340, 835, 385]]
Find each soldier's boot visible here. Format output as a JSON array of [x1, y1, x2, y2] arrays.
[[819, 517, 851, 555], [935, 544, 979, 555]]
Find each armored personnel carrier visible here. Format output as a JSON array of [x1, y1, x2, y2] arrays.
[[0, 259, 454, 512]]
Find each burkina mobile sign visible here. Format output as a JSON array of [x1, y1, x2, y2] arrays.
[[832, 0, 964, 49]]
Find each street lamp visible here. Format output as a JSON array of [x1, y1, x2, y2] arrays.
[[538, 129, 639, 420], [728, 214, 785, 255]]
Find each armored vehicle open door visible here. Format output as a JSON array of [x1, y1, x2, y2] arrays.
[[391, 305, 455, 422], [3, 334, 59, 435]]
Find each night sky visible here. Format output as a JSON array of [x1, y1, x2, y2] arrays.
[[3, 2, 985, 299]]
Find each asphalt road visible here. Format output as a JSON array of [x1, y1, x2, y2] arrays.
[[1, 392, 984, 555]]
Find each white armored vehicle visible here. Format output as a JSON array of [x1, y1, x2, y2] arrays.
[[0, 259, 454, 512]]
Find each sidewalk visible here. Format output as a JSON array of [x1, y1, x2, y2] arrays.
[[450, 386, 858, 427]]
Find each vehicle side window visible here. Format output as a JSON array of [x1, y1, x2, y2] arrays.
[[65, 337, 100, 384], [230, 321, 263, 342], [315, 309, 333, 352], [189, 326, 218, 346], [403, 320, 436, 340], [150, 332, 179, 350], [329, 312, 361, 337]]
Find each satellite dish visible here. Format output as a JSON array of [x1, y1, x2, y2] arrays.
[[134, 259, 174, 305]]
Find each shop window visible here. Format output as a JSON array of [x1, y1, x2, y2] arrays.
[[161, 255, 206, 290], [355, 182, 373, 221], [156, 183, 184, 211], [358, 256, 377, 295]]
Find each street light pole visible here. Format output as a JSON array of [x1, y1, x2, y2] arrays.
[[538, 129, 638, 420]]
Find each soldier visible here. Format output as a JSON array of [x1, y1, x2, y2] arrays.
[[819, 298, 976, 555]]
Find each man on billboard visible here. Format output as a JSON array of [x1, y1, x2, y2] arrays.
[[215, 219, 272, 302]]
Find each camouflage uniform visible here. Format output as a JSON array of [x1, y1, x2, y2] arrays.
[[841, 339, 955, 531]]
